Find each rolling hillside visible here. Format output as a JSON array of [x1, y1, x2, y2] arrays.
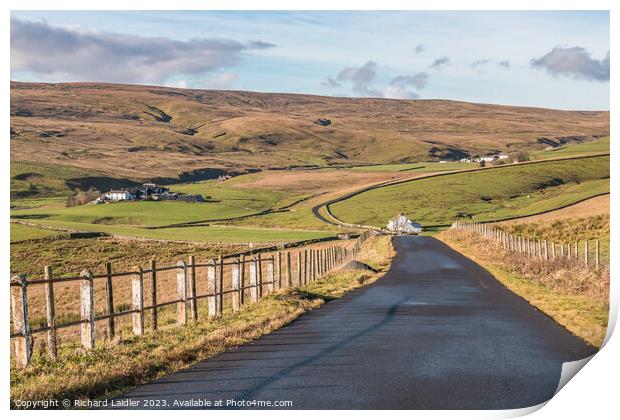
[[10, 82, 609, 197], [329, 155, 610, 227]]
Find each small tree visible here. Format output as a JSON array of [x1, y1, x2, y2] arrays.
[[479, 160, 486, 167], [510, 151, 529, 163], [66, 188, 101, 207]]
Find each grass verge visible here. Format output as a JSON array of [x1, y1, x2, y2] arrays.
[[437, 229, 609, 347], [10, 235, 394, 408]]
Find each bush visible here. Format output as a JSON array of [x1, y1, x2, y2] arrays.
[[66, 188, 101, 207]]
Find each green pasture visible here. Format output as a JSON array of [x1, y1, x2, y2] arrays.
[[9, 218, 333, 243], [11, 161, 106, 199], [11, 184, 296, 228], [10, 223, 61, 243], [329, 155, 610, 227], [528, 137, 609, 161], [346, 161, 477, 173]]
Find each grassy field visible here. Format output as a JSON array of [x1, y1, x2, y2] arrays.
[[528, 137, 609, 160], [9, 218, 334, 243], [10, 165, 409, 242], [11, 183, 294, 227], [10, 236, 394, 406], [10, 236, 248, 277], [329, 155, 610, 227], [346, 161, 478, 173], [9, 177, 335, 243], [10, 223, 61, 242], [10, 161, 111, 199]]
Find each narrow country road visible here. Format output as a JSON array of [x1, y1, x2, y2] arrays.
[[113, 236, 596, 409]]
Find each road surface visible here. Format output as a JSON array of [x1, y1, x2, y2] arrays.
[[113, 236, 596, 409]]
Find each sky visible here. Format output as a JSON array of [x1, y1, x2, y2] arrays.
[[10, 10, 610, 110]]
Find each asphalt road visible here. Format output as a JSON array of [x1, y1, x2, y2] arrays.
[[113, 236, 596, 410]]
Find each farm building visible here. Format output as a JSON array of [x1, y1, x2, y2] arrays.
[[103, 190, 134, 201], [387, 214, 422, 234], [100, 182, 206, 203]]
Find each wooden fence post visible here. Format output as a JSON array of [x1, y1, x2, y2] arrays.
[[250, 257, 259, 302], [309, 250, 314, 281], [44, 266, 57, 360], [240, 255, 246, 304], [11, 275, 31, 368], [315, 249, 319, 278], [257, 254, 264, 298], [277, 252, 282, 289], [80, 270, 95, 350], [218, 256, 224, 316], [188, 256, 198, 322], [150, 260, 157, 331], [551, 242, 556, 259], [207, 260, 217, 317], [297, 252, 302, 286], [304, 249, 308, 285], [267, 256, 275, 294], [132, 266, 144, 336], [595, 240, 600, 269], [584, 240, 589, 267], [568, 244, 572, 259], [286, 252, 292, 288], [176, 261, 187, 326], [575, 240, 579, 260], [105, 262, 115, 339], [231, 258, 241, 311], [543, 240, 548, 261]]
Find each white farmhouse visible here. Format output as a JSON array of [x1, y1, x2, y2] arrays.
[[387, 213, 422, 234], [104, 190, 134, 201]]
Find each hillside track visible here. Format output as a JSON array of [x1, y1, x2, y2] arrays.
[[112, 236, 595, 409]]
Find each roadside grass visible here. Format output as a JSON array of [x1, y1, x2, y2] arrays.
[[437, 229, 609, 347], [10, 236, 394, 407], [499, 214, 610, 263], [330, 155, 609, 227], [528, 137, 609, 161], [10, 223, 61, 243]]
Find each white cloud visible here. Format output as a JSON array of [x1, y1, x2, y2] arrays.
[[199, 72, 238, 89], [498, 60, 510, 69], [382, 85, 419, 100], [10, 18, 275, 84], [531, 46, 609, 82], [321, 77, 341, 88], [334, 61, 428, 99], [336, 61, 382, 97], [430, 56, 451, 70]]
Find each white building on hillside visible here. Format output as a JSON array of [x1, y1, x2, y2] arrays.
[[104, 190, 134, 201], [387, 213, 422, 234]]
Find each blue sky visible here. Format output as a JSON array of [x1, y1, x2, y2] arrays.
[[10, 10, 610, 110]]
